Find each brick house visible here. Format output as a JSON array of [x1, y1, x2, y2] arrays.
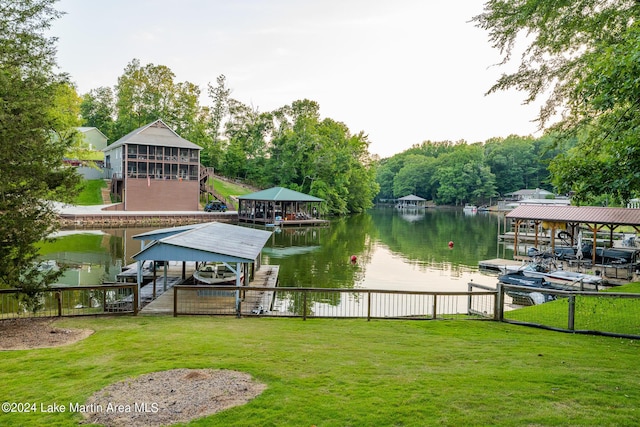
[[103, 120, 203, 211]]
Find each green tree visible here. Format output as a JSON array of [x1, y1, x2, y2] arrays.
[[113, 59, 205, 143], [432, 144, 496, 205], [203, 74, 231, 169], [392, 155, 437, 199], [483, 135, 547, 196], [267, 100, 378, 214], [474, 1, 640, 205], [0, 0, 79, 307], [375, 156, 405, 200], [80, 86, 116, 140]]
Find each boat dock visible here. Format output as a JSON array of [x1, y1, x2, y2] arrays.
[[140, 265, 279, 315], [479, 258, 525, 273], [116, 261, 195, 284]]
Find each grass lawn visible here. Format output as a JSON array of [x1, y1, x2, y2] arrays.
[[505, 283, 640, 335], [74, 179, 106, 205], [210, 177, 255, 200], [2, 316, 639, 426]]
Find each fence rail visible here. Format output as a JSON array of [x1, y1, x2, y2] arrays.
[[173, 285, 498, 320], [0, 284, 138, 319]]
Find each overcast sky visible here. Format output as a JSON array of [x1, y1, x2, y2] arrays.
[[52, 0, 541, 158]]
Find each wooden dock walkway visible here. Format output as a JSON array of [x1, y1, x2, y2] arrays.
[[140, 265, 279, 315], [117, 261, 195, 283]]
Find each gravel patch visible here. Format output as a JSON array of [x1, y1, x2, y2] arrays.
[[0, 318, 93, 350], [81, 369, 266, 427]]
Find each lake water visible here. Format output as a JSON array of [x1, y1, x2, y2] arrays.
[[43, 207, 513, 291]]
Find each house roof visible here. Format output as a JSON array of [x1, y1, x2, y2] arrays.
[[397, 194, 426, 201], [506, 205, 640, 226], [78, 127, 108, 140], [104, 119, 201, 151], [238, 187, 323, 202], [132, 222, 272, 263], [132, 223, 204, 242]]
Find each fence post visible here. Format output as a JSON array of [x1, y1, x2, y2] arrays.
[[496, 283, 504, 321], [173, 286, 178, 317], [133, 285, 139, 315], [56, 291, 62, 317], [303, 291, 307, 321], [432, 295, 437, 319], [367, 291, 371, 321], [568, 295, 575, 331]]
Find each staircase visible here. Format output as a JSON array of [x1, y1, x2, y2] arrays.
[[199, 166, 236, 210]]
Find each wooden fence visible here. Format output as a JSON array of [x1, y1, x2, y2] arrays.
[[0, 284, 138, 319], [498, 283, 640, 339], [3, 281, 638, 341], [172, 285, 498, 320]]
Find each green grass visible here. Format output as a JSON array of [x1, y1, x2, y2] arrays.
[[2, 316, 640, 426], [74, 179, 106, 205], [505, 283, 640, 335], [37, 233, 106, 255], [211, 177, 255, 200]]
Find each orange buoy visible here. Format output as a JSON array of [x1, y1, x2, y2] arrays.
[[448, 241, 454, 248]]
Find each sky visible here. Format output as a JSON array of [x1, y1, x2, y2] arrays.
[[51, 0, 542, 158]]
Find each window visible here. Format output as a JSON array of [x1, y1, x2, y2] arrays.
[[127, 162, 137, 178], [137, 162, 147, 178], [127, 145, 137, 159]]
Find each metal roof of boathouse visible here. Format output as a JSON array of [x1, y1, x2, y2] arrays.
[[506, 205, 640, 226], [132, 222, 272, 263], [237, 187, 323, 202], [397, 194, 426, 201]]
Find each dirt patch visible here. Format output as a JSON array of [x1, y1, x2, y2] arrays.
[[81, 369, 267, 427], [0, 318, 93, 350]]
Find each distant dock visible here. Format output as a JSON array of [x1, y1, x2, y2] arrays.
[[478, 258, 524, 273]]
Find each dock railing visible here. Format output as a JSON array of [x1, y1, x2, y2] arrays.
[[0, 283, 138, 319], [173, 285, 498, 320]]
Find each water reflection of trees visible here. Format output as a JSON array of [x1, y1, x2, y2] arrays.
[[264, 215, 377, 315], [370, 208, 501, 272]]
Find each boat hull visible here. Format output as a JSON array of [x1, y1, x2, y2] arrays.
[[193, 264, 244, 285]]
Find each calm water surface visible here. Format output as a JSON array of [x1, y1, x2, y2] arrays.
[[44, 208, 512, 291]]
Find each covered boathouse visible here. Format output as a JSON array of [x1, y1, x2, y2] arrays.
[[237, 187, 328, 227], [131, 222, 273, 311], [505, 205, 640, 266]]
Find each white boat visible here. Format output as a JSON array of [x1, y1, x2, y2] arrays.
[[463, 204, 478, 213], [503, 263, 603, 286], [193, 263, 243, 285]]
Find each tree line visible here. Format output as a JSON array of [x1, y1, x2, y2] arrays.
[[375, 135, 566, 205], [80, 60, 378, 215]]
